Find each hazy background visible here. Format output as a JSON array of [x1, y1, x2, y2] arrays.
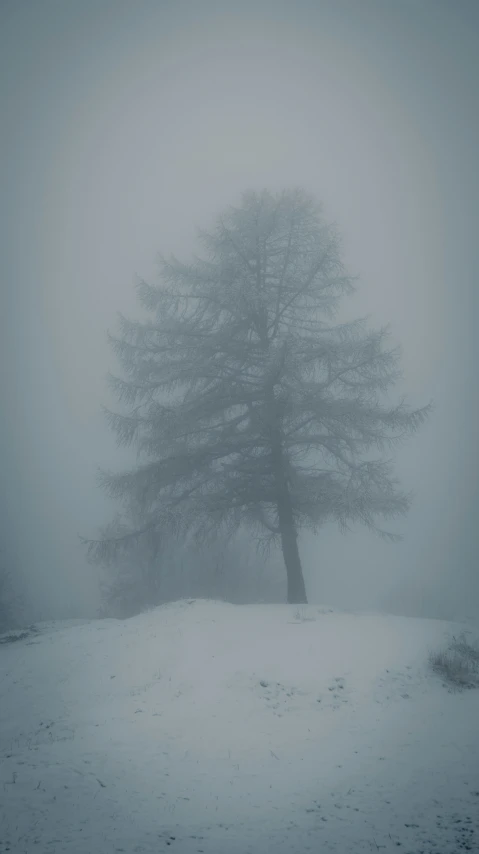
[[1, 0, 478, 622]]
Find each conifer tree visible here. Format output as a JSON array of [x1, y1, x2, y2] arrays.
[[89, 190, 429, 603]]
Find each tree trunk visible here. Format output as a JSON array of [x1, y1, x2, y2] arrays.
[[277, 484, 308, 604], [270, 417, 308, 604]]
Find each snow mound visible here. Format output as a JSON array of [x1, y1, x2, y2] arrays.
[[1, 600, 478, 853]]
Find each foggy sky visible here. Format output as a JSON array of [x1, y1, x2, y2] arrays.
[[1, 0, 478, 620]]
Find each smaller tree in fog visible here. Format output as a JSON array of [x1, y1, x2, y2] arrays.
[[97, 522, 283, 618], [88, 189, 429, 604], [0, 553, 21, 633], [96, 506, 163, 618]]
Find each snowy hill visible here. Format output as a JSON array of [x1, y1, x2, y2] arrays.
[[1, 600, 478, 853]]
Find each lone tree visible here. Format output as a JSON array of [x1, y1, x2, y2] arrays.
[[89, 189, 429, 604]]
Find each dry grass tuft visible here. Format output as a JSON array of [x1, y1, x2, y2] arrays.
[[429, 633, 479, 690]]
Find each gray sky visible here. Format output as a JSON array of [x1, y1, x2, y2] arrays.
[[1, 0, 478, 619]]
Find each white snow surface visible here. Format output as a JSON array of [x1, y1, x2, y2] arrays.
[[1, 599, 478, 853]]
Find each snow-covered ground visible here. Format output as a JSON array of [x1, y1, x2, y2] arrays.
[[1, 600, 478, 854]]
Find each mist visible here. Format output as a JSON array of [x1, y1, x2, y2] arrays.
[[1, 0, 478, 622]]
